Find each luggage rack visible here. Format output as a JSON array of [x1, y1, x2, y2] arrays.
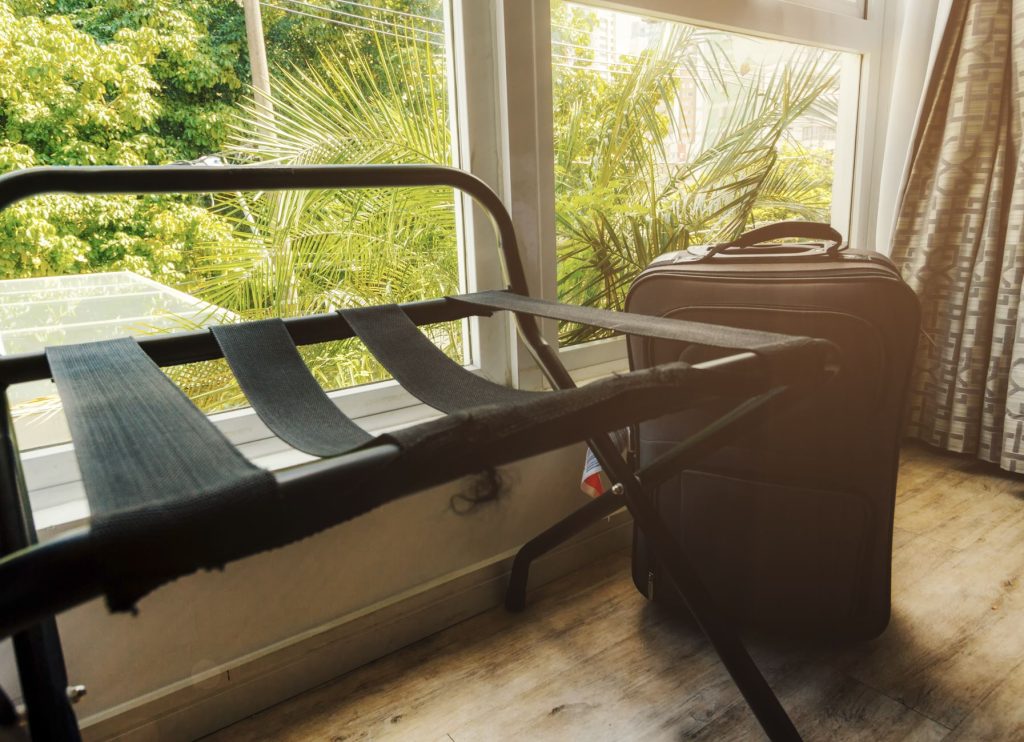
[[0, 164, 834, 741]]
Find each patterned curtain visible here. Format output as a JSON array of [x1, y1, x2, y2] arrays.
[[892, 0, 1024, 472]]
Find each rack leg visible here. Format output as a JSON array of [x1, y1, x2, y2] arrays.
[[13, 621, 81, 740], [505, 487, 623, 612], [514, 339, 800, 739], [622, 484, 801, 741], [0, 684, 15, 726], [0, 397, 81, 741]]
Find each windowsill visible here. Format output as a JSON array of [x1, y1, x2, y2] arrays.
[[25, 394, 445, 535], [519, 334, 629, 389], [23, 341, 630, 535]]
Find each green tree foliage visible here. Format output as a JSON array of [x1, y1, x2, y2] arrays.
[[4, 0, 248, 164], [209, 19, 454, 317], [47, 0, 250, 158], [0, 0, 244, 279]]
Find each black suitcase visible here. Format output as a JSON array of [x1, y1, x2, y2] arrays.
[[626, 222, 920, 639]]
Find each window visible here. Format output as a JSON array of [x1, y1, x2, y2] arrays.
[[2, 0, 886, 484], [500, 0, 883, 370], [1, 0, 500, 451], [550, 1, 856, 345]]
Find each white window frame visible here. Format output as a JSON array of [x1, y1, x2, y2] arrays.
[[782, 0, 866, 18], [503, 0, 889, 379]]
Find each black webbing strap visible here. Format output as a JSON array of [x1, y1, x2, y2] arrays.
[[47, 337, 278, 611], [383, 360, 701, 470], [340, 304, 543, 413], [211, 320, 372, 457], [451, 290, 828, 381]]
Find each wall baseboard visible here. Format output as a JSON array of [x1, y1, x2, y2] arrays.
[[81, 512, 631, 741]]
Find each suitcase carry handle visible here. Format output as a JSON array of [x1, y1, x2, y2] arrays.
[[702, 221, 845, 261]]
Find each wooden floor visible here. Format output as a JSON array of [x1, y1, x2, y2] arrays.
[[209, 444, 1024, 741]]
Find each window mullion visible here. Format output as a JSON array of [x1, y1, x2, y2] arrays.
[[499, 0, 561, 378], [449, 0, 520, 386]]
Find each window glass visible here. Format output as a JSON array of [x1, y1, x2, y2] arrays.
[[551, 1, 856, 345], [0, 0, 457, 448]]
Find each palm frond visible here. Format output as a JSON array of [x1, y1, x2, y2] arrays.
[[175, 17, 460, 404]]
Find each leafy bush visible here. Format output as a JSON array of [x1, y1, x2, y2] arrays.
[[0, 0, 245, 280]]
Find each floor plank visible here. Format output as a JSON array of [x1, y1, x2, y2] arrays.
[[943, 657, 1024, 740], [209, 444, 1024, 740], [839, 452, 1024, 730]]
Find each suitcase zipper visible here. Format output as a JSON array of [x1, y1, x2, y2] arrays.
[[654, 249, 896, 270], [647, 569, 655, 600], [641, 267, 898, 282]]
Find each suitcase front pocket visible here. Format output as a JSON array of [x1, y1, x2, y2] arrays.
[[664, 469, 873, 635]]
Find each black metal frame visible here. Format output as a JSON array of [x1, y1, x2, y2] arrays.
[[0, 164, 804, 741]]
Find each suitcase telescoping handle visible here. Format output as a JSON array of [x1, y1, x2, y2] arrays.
[[701, 221, 845, 261]]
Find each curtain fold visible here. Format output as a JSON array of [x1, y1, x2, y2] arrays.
[[892, 0, 1024, 471], [875, 0, 953, 254]]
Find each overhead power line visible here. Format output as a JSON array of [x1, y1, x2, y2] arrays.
[[269, 0, 444, 40], [264, 0, 444, 47], [327, 0, 443, 26], [273, 0, 445, 39]]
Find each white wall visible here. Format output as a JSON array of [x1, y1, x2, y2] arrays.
[[1, 442, 613, 737]]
